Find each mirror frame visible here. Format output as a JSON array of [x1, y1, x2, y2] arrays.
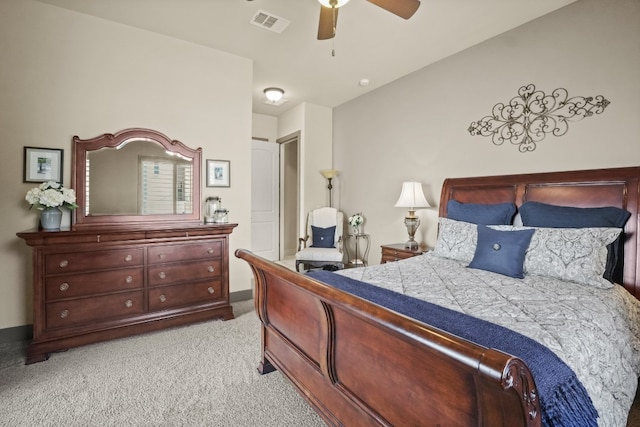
[[72, 128, 202, 229]]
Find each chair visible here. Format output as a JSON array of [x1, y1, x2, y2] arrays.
[[295, 207, 344, 272]]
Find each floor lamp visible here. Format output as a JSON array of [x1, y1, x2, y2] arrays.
[[394, 182, 430, 249], [321, 169, 339, 207]]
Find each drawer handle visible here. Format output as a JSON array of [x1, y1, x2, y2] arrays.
[[207, 266, 215, 273], [59, 282, 69, 292], [59, 260, 69, 268], [392, 251, 398, 256], [157, 253, 166, 259], [159, 294, 166, 303], [158, 272, 166, 279], [125, 299, 133, 308], [60, 309, 69, 318], [124, 254, 133, 262], [125, 275, 133, 284], [208, 287, 215, 294], [207, 248, 214, 254]]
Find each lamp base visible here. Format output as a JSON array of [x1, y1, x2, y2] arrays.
[[404, 239, 419, 250], [403, 216, 420, 250]]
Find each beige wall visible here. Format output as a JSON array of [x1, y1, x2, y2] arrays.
[[278, 103, 334, 239], [333, 0, 640, 263], [1, 0, 253, 329], [252, 113, 278, 142]]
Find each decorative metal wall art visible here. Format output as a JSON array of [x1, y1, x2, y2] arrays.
[[468, 84, 610, 153]]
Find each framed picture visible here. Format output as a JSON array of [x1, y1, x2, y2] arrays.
[[23, 147, 64, 184], [206, 159, 230, 187]]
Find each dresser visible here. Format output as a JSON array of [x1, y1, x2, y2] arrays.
[[380, 243, 427, 263], [17, 223, 237, 364]]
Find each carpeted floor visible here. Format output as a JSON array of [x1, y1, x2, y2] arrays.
[[1, 299, 638, 426], [0, 301, 325, 426]]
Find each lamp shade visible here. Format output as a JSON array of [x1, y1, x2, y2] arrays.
[[394, 182, 430, 209], [320, 169, 339, 179]]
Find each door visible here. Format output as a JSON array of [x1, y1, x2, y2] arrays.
[[251, 139, 280, 261]]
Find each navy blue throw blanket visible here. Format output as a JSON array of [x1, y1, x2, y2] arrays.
[[308, 270, 598, 427]]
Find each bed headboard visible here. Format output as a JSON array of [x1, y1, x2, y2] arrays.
[[439, 167, 640, 299]]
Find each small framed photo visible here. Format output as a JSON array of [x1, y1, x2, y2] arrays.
[[206, 159, 230, 187], [23, 147, 64, 184]]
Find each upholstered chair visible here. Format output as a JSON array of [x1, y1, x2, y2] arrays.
[[295, 207, 344, 272]]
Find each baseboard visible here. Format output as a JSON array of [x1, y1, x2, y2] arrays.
[[230, 289, 253, 303], [0, 324, 32, 344], [0, 290, 253, 344]]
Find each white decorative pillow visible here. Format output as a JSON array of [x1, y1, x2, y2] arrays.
[[432, 217, 477, 263], [522, 227, 622, 289]]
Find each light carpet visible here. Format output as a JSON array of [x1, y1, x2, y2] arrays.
[[0, 300, 325, 427], [2, 300, 638, 426]]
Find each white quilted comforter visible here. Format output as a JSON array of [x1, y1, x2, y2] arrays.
[[337, 252, 640, 427]]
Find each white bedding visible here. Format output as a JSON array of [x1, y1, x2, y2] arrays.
[[337, 252, 640, 427]]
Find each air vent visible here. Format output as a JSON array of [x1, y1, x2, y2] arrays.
[[250, 10, 291, 34]]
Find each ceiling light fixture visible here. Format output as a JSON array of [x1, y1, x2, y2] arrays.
[[264, 87, 284, 102], [318, 0, 350, 8]]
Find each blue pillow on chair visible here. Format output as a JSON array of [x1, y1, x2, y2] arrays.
[[447, 200, 516, 225], [468, 226, 535, 278], [311, 226, 336, 248]]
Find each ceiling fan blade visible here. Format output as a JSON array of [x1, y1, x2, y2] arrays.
[[318, 6, 338, 40], [367, 0, 420, 19]]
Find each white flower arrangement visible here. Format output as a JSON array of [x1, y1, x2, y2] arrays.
[[25, 181, 78, 210], [348, 213, 364, 228]]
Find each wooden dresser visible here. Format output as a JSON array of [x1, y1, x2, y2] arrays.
[[17, 223, 237, 364]]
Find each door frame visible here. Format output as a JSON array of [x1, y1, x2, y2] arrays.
[[277, 131, 301, 260]]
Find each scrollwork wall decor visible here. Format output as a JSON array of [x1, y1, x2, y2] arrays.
[[467, 84, 610, 153]]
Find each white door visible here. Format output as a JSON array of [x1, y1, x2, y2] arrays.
[[251, 139, 280, 261]]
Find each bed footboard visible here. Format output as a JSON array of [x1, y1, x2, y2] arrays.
[[236, 249, 540, 427]]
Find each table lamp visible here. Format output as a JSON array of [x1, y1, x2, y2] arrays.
[[394, 181, 430, 249]]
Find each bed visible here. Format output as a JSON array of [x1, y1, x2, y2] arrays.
[[235, 166, 640, 427]]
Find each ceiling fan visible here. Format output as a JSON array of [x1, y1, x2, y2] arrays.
[[317, 0, 421, 40]]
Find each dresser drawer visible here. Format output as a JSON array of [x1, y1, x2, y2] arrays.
[[45, 248, 144, 274], [382, 250, 415, 261], [46, 290, 144, 329], [148, 279, 222, 311], [45, 267, 143, 301], [381, 252, 415, 262], [380, 244, 426, 263], [148, 259, 222, 287], [148, 241, 222, 264]]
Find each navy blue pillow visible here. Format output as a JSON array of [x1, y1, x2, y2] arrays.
[[311, 226, 335, 248], [447, 200, 516, 225], [519, 201, 630, 228], [468, 226, 535, 279], [520, 201, 630, 283]]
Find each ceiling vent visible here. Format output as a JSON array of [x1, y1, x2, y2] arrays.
[[250, 10, 291, 34]]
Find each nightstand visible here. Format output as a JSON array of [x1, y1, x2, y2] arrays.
[[380, 243, 427, 264]]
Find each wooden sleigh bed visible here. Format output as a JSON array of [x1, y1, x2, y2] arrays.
[[235, 166, 640, 427]]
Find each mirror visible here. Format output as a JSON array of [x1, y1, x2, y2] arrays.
[[72, 128, 202, 229]]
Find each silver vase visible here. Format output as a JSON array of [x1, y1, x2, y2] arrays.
[[40, 207, 62, 230]]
